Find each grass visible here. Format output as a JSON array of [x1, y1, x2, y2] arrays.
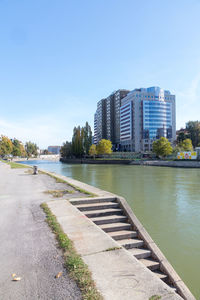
[[44, 189, 75, 197], [0, 159, 31, 169], [41, 203, 102, 300], [149, 296, 161, 300]]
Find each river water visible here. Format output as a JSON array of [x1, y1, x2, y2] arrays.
[[22, 160, 200, 298]]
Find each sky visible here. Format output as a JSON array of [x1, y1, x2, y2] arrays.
[[0, 0, 200, 148]]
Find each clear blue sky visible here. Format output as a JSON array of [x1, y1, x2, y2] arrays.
[[0, 0, 200, 148]]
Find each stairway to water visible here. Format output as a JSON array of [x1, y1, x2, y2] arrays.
[[70, 197, 181, 297]]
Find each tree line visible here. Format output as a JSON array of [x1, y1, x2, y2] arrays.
[[60, 122, 113, 158], [0, 135, 38, 158]]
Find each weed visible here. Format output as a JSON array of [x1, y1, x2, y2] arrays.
[[44, 189, 74, 197], [149, 295, 161, 300], [104, 247, 121, 251]]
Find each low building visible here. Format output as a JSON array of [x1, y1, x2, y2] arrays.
[[47, 146, 61, 154]]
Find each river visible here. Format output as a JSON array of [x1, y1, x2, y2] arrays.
[[21, 160, 200, 298]]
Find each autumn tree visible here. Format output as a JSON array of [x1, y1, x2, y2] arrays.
[[96, 139, 112, 155], [89, 144, 97, 157], [152, 137, 172, 157], [0, 135, 13, 156], [12, 138, 26, 157], [179, 139, 193, 151]]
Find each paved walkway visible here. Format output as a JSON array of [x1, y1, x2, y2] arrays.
[[0, 163, 82, 300]]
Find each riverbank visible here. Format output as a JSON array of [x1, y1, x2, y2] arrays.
[[0, 162, 82, 300], [0, 161, 193, 299], [60, 157, 200, 168]]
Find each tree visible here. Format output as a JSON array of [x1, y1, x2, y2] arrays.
[[25, 141, 38, 157], [177, 130, 189, 143], [96, 139, 112, 155], [60, 141, 72, 158], [179, 138, 193, 151], [72, 126, 84, 158], [43, 149, 50, 155], [0, 135, 13, 156], [83, 122, 92, 155], [12, 138, 26, 157], [89, 144, 97, 157], [186, 121, 200, 148], [152, 137, 173, 157]]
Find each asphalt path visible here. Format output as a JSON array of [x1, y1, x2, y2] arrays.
[[0, 163, 82, 300]]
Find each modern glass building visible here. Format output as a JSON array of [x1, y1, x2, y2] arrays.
[[120, 87, 176, 152], [143, 101, 172, 139]]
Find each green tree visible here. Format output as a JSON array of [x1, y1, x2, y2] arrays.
[[0, 135, 13, 156], [12, 138, 26, 157], [72, 126, 84, 157], [179, 138, 193, 151], [96, 139, 112, 155], [89, 144, 97, 157], [83, 122, 92, 155], [25, 141, 38, 157], [186, 121, 200, 148], [152, 137, 173, 157], [60, 141, 72, 158], [177, 131, 189, 143]]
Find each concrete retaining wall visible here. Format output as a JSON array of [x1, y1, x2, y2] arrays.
[[40, 168, 195, 300], [61, 157, 200, 168]]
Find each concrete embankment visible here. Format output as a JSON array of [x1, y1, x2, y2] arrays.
[[60, 157, 132, 164], [0, 161, 195, 299], [40, 169, 195, 299], [61, 157, 200, 168], [130, 160, 200, 168]]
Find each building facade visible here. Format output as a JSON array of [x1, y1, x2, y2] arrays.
[[94, 89, 130, 149], [47, 146, 61, 154], [120, 87, 176, 152]]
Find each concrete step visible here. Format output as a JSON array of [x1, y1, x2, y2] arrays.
[[109, 230, 137, 241], [99, 222, 132, 233], [77, 202, 119, 211], [169, 286, 177, 293], [153, 270, 168, 283], [127, 248, 151, 259], [84, 208, 123, 218], [70, 197, 117, 205], [139, 258, 160, 271], [91, 215, 128, 225], [118, 238, 144, 249]]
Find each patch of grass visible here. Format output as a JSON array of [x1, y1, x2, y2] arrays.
[[149, 295, 161, 300], [44, 189, 74, 197], [2, 160, 31, 169], [41, 203, 102, 300]]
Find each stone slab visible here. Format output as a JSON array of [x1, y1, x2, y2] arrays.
[[83, 248, 182, 300]]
